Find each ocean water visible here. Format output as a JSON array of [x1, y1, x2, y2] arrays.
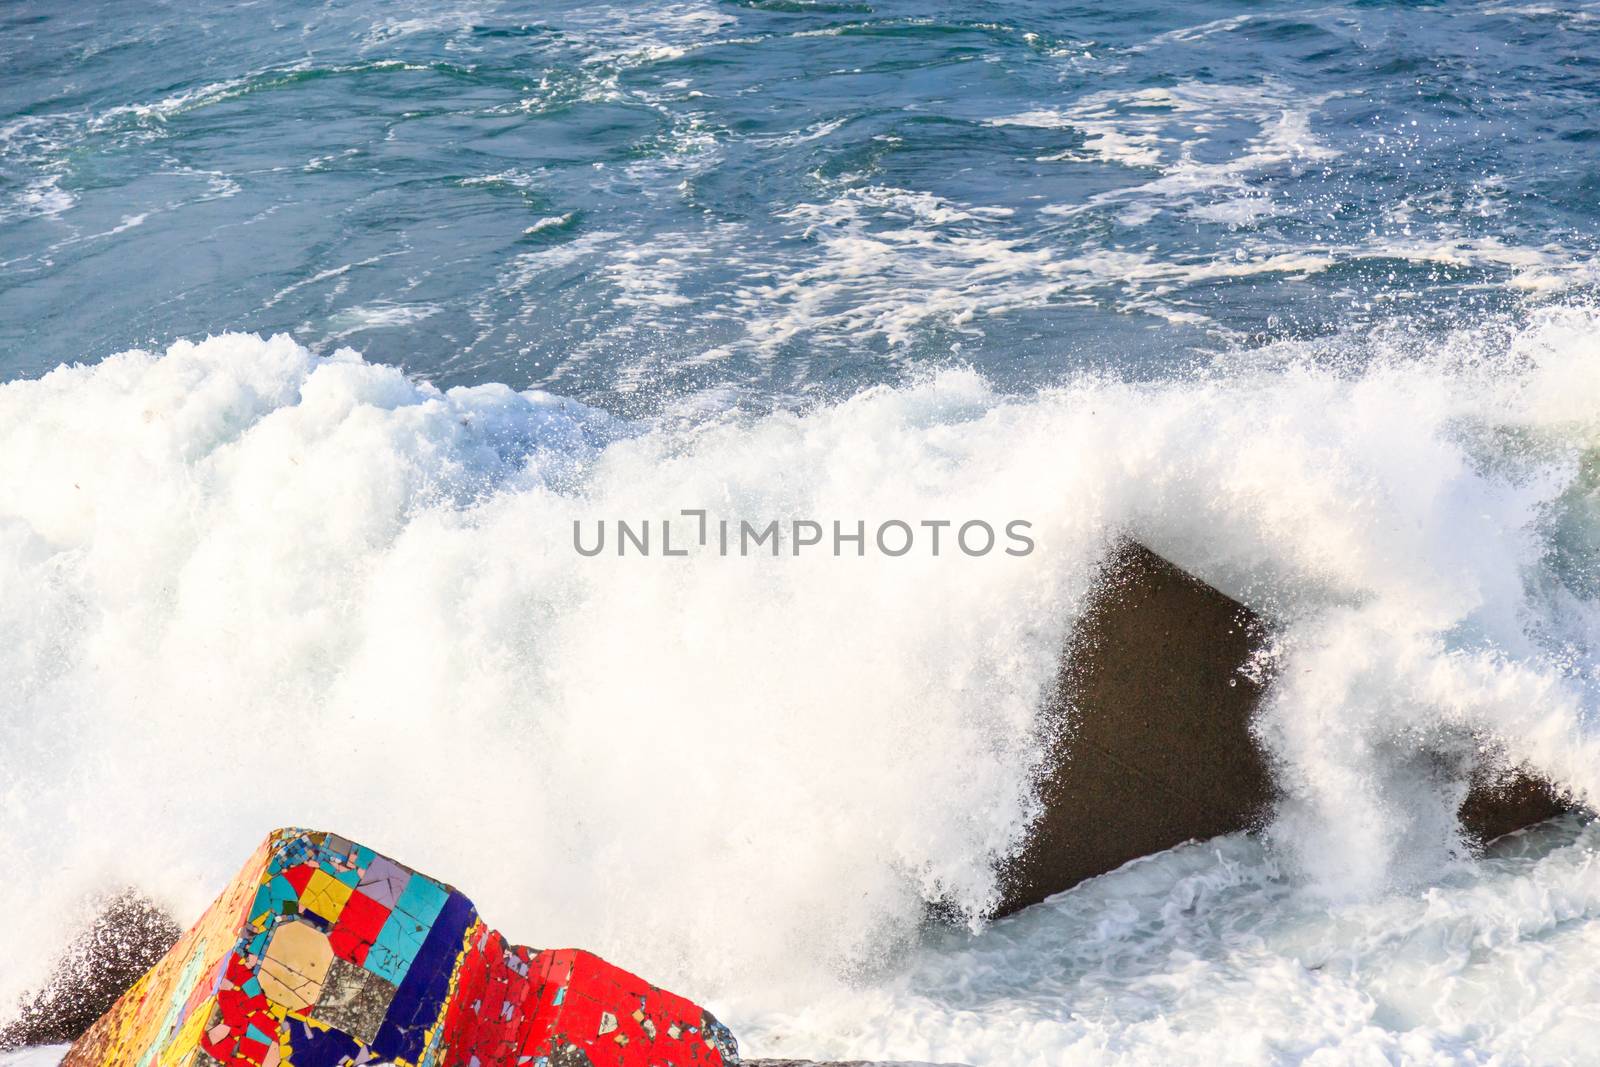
[[2, 1, 1600, 1064]]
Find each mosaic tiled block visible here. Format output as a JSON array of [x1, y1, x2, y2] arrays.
[[63, 829, 739, 1067]]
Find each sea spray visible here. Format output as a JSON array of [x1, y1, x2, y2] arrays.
[[1, 307, 1598, 1060]]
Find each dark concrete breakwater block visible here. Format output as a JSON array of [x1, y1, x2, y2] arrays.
[[996, 540, 1570, 917]]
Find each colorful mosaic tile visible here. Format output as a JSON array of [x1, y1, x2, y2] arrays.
[[63, 829, 740, 1067]]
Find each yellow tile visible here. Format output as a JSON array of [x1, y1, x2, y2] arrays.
[[302, 868, 354, 923], [159, 996, 213, 1066]]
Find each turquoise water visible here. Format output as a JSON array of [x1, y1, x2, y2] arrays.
[[4, 0, 1597, 403]]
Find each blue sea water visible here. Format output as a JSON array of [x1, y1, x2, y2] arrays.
[[3, 0, 1597, 403]]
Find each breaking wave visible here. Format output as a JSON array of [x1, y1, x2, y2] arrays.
[[2, 306, 1599, 1059]]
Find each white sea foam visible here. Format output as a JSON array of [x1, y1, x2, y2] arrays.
[[261, 255, 401, 310], [730, 185, 1330, 347], [466, 172, 1598, 361], [1021, 80, 1340, 226], [0, 1046, 68, 1067], [524, 213, 576, 236], [742, 817, 1600, 1064], [571, 1, 740, 68], [322, 301, 445, 340], [1, 310, 1599, 1062], [361, 7, 483, 47], [0, 176, 75, 225], [1138, 12, 1258, 48], [1353, 236, 1600, 293], [1481, 2, 1600, 23]]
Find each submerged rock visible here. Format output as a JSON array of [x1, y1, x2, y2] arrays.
[[997, 540, 1570, 917], [64, 829, 737, 1067], [0, 891, 179, 1051], [1460, 767, 1568, 845]]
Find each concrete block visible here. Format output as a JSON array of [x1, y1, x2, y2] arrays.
[[997, 541, 1568, 916]]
